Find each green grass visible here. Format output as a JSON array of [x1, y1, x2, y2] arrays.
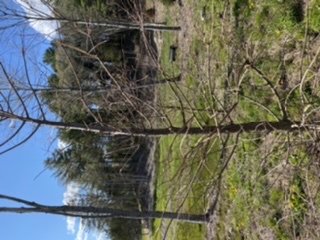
[[153, 5, 222, 237], [152, 0, 320, 239], [217, 137, 313, 239], [309, 0, 320, 32], [154, 136, 211, 239], [158, 0, 175, 6]]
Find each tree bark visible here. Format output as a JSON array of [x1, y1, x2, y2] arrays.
[[0, 194, 207, 224], [6, 14, 180, 32], [0, 75, 182, 94], [59, 19, 181, 32], [0, 206, 207, 224], [0, 111, 312, 137]]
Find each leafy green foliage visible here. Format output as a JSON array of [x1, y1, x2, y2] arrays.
[[43, 43, 57, 71], [309, 0, 320, 32]]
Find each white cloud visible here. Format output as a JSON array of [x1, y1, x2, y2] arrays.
[[75, 221, 110, 240], [76, 220, 89, 240], [15, 0, 59, 39], [96, 231, 109, 240], [66, 216, 77, 235], [63, 182, 81, 205], [58, 139, 69, 151], [61, 168, 110, 240], [63, 182, 81, 234]]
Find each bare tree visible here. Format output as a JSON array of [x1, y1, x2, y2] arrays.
[[0, 57, 316, 155], [0, 108, 314, 136], [0, 0, 180, 33], [0, 194, 208, 224]]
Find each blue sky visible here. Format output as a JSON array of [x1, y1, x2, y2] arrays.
[[0, 1, 108, 239], [0, 129, 75, 240]]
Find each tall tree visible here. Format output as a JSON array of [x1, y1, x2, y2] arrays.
[[0, 194, 208, 224], [0, 0, 181, 32]]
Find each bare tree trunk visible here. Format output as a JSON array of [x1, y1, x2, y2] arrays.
[[0, 111, 311, 137], [0, 13, 180, 32], [0, 75, 182, 94], [0, 206, 207, 223], [0, 1, 181, 32], [56, 19, 181, 32], [0, 194, 207, 224]]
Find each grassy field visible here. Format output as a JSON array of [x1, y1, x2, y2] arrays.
[[149, 0, 320, 239]]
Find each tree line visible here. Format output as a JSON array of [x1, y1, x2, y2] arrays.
[[40, 0, 160, 239]]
